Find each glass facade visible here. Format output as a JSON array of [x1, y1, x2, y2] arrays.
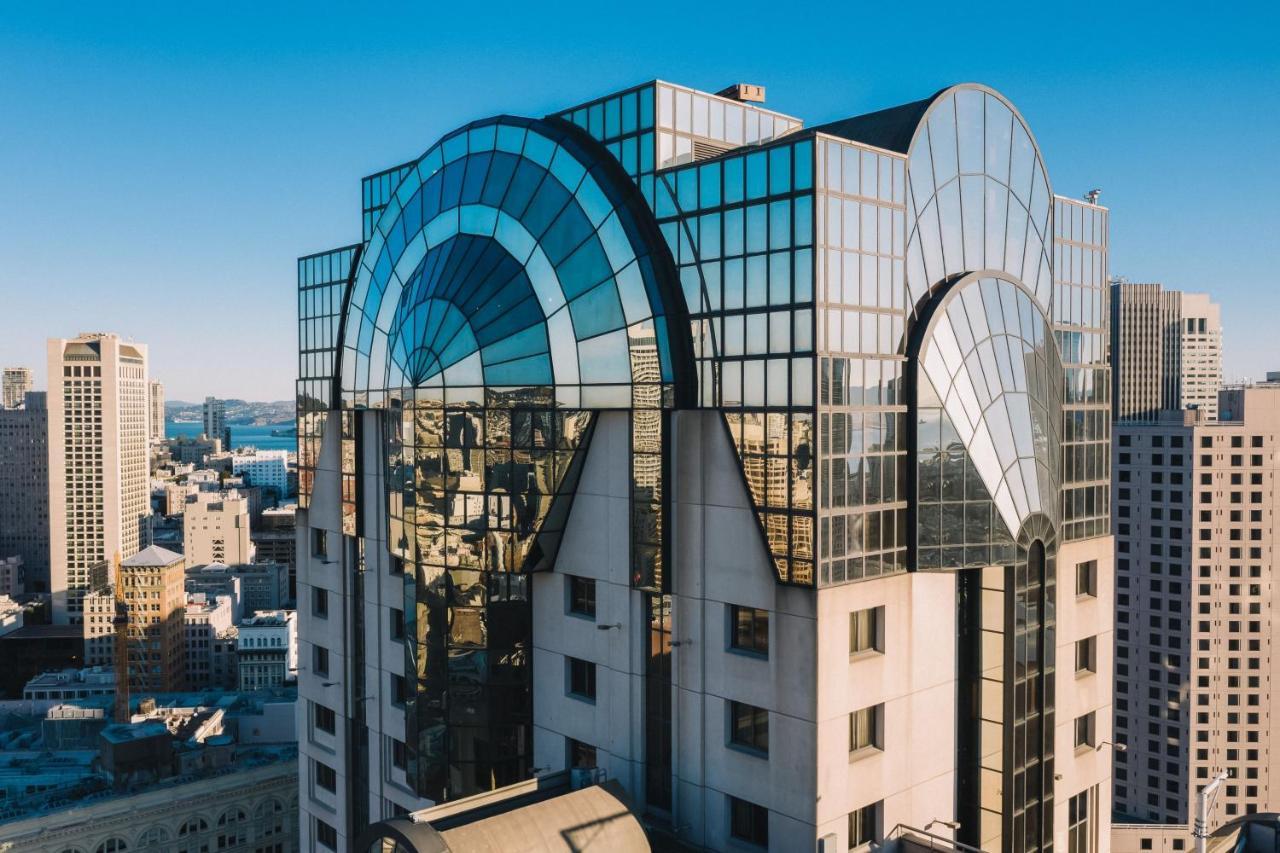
[[298, 79, 1109, 839]]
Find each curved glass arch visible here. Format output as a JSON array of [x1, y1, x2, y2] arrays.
[[905, 86, 1054, 321], [915, 274, 1062, 570], [341, 115, 688, 410]]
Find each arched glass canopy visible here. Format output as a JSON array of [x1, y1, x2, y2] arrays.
[[340, 114, 690, 409], [915, 273, 1062, 570], [905, 85, 1054, 321]]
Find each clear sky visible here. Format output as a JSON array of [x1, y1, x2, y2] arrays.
[[1, 2, 1277, 401]]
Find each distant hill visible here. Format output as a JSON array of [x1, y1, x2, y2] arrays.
[[165, 399, 293, 426]]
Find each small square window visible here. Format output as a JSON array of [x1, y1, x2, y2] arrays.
[[850, 704, 883, 754], [730, 605, 769, 656], [391, 738, 407, 770], [1076, 560, 1098, 597], [314, 759, 337, 793], [568, 657, 597, 701], [312, 528, 328, 558], [568, 738, 597, 769], [313, 646, 330, 677], [568, 576, 596, 619], [1076, 636, 1098, 674], [848, 801, 882, 848], [316, 819, 338, 850], [313, 702, 336, 735], [850, 606, 884, 655], [729, 701, 769, 755], [1075, 711, 1097, 749], [729, 796, 768, 848], [312, 587, 329, 618]]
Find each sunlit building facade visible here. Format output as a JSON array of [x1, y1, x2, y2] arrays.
[[296, 80, 1112, 852]]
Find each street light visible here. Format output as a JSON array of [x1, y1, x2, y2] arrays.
[[1095, 740, 1127, 752], [925, 819, 961, 833]]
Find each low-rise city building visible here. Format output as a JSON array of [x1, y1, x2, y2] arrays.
[[236, 610, 296, 691], [184, 490, 254, 565], [185, 592, 236, 690], [22, 667, 116, 702]]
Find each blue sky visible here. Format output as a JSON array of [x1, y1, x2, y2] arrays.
[[1, 2, 1277, 401]]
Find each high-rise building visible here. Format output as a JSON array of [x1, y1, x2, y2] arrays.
[[149, 379, 165, 442], [296, 80, 1114, 852], [1111, 281, 1223, 422], [1112, 381, 1280, 828], [117, 544, 187, 693], [2, 367, 32, 409], [48, 333, 151, 623], [0, 390, 50, 591], [183, 490, 254, 566], [203, 396, 230, 448]]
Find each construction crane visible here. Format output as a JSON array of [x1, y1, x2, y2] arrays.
[[112, 552, 131, 724]]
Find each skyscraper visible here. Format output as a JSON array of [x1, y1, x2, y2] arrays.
[[202, 396, 229, 448], [0, 391, 50, 591], [1112, 381, 1280, 828], [1111, 281, 1223, 422], [47, 333, 151, 623], [297, 80, 1113, 852], [149, 379, 165, 442], [2, 367, 32, 409]]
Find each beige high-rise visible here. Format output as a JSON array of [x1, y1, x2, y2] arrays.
[[2, 367, 32, 409], [183, 489, 253, 565], [148, 379, 165, 443], [47, 333, 151, 623], [1113, 382, 1280, 828], [1111, 281, 1223, 422]]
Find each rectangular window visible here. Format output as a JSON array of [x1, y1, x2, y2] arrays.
[[1076, 636, 1097, 674], [850, 704, 883, 754], [568, 657, 597, 701], [850, 606, 884, 655], [1076, 560, 1098, 597], [314, 759, 337, 792], [848, 801, 882, 848], [568, 576, 596, 619], [313, 701, 336, 735], [313, 646, 329, 677], [729, 701, 769, 755], [568, 738, 598, 769], [312, 528, 328, 557], [1075, 712, 1096, 749], [730, 604, 769, 656], [391, 738, 407, 770], [312, 587, 328, 618], [729, 796, 768, 848], [390, 607, 405, 640], [316, 819, 338, 850], [391, 673, 408, 706], [1069, 790, 1093, 853]]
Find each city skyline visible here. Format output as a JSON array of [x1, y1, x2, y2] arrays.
[[1, 3, 1278, 400]]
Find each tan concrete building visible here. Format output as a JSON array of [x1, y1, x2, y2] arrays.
[[120, 544, 187, 693], [47, 333, 151, 623], [183, 489, 253, 565], [1111, 282, 1223, 422], [1113, 382, 1280, 828], [149, 378, 165, 442], [1, 367, 32, 410]]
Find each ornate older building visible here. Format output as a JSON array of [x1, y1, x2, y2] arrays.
[[296, 79, 1113, 852]]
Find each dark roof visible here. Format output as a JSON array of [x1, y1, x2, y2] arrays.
[[2, 624, 82, 640], [807, 89, 946, 154]]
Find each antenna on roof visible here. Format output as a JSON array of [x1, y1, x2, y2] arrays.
[[1084, 188, 1102, 204]]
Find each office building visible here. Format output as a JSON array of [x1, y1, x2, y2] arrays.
[[1112, 282, 1223, 422], [183, 489, 254, 565], [83, 584, 116, 668], [0, 556, 22, 597], [0, 390, 50, 591], [203, 395, 230, 447], [1113, 382, 1280, 827], [253, 505, 298, 598], [233, 448, 291, 497], [295, 79, 1113, 851], [186, 561, 288, 619], [47, 333, 151, 623], [149, 379, 165, 442], [185, 592, 236, 689], [118, 545, 187, 694], [236, 609, 297, 691], [2, 366, 32, 409]]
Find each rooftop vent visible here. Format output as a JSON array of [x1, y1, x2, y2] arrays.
[[716, 83, 766, 104]]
